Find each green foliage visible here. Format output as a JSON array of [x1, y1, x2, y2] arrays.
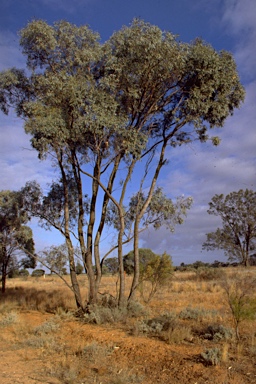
[[41, 244, 68, 275], [123, 248, 156, 275], [126, 188, 193, 231], [203, 189, 256, 266], [139, 252, 174, 303]]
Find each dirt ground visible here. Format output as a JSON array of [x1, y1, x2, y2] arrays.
[[0, 272, 256, 384]]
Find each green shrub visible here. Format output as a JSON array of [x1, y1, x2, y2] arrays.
[[221, 273, 256, 340], [31, 269, 45, 277]]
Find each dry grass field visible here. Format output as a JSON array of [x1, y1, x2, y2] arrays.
[[0, 267, 256, 383]]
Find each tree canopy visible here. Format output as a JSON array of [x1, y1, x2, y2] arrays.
[[0, 19, 245, 308], [203, 189, 256, 266]]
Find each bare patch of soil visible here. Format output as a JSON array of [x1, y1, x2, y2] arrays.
[[0, 311, 255, 384]]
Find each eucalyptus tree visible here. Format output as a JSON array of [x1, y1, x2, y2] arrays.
[[203, 189, 256, 266], [0, 19, 244, 308], [0, 190, 35, 293]]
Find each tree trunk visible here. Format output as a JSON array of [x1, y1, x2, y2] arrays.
[[128, 219, 140, 302], [58, 152, 84, 310], [94, 154, 122, 293], [86, 155, 102, 304], [1, 265, 6, 293], [117, 215, 126, 307]]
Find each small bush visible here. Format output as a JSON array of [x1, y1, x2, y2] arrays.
[[136, 312, 193, 344], [0, 311, 18, 327], [83, 300, 147, 325], [201, 348, 222, 366], [203, 324, 234, 341], [34, 318, 60, 335], [137, 312, 177, 335], [82, 341, 113, 363]]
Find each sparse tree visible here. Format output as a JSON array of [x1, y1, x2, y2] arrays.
[[41, 244, 68, 275], [139, 251, 174, 303], [221, 273, 256, 340], [203, 189, 256, 266], [0, 19, 244, 309]]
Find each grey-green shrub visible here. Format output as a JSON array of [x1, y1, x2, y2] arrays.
[[201, 348, 222, 365], [203, 324, 234, 341]]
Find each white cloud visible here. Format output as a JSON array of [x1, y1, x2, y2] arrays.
[[221, 0, 256, 80], [0, 113, 56, 191]]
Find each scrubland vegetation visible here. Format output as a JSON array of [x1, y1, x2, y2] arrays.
[[1, 267, 256, 383]]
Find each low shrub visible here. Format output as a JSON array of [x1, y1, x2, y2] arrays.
[[83, 299, 147, 325], [0, 311, 19, 327], [34, 318, 60, 335], [135, 312, 193, 343], [195, 267, 225, 281], [202, 324, 234, 342], [201, 347, 222, 366]]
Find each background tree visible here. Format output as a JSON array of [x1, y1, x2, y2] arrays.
[[203, 189, 256, 266], [104, 257, 119, 275], [0, 19, 244, 308], [76, 262, 84, 275], [40, 244, 68, 275], [123, 248, 156, 275], [0, 190, 35, 293]]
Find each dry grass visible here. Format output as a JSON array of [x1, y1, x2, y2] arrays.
[[1, 268, 256, 383]]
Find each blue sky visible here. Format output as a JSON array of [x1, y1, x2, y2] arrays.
[[0, 0, 255, 265]]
